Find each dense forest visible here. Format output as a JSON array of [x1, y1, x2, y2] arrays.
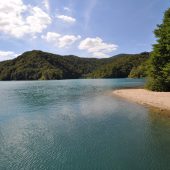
[[87, 52, 150, 78], [0, 50, 149, 80]]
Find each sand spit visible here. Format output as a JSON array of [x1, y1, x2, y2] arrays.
[[113, 89, 170, 111]]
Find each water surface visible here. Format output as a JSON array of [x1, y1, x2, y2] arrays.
[[0, 79, 170, 170]]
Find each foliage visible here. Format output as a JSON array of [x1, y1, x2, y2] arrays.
[[87, 52, 150, 78], [0, 50, 108, 80], [146, 8, 170, 91], [0, 50, 149, 80], [128, 58, 150, 78]]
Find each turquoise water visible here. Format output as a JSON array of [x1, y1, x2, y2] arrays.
[[0, 79, 170, 170]]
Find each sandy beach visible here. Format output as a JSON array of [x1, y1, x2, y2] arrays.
[[113, 89, 170, 111]]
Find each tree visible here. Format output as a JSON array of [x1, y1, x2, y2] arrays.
[[146, 8, 170, 91]]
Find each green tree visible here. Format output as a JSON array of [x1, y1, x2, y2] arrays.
[[146, 8, 170, 91]]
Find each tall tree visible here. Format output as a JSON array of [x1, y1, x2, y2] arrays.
[[146, 8, 170, 91]]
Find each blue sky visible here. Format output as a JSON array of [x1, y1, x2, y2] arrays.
[[0, 0, 169, 60]]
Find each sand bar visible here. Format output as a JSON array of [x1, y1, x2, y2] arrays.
[[113, 89, 170, 111]]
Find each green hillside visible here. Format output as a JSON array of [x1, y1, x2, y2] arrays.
[[0, 50, 149, 80], [87, 52, 150, 78]]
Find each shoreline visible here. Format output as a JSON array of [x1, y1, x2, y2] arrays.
[[113, 89, 170, 112]]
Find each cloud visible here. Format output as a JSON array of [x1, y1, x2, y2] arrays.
[[84, 0, 98, 29], [43, 0, 50, 12], [26, 7, 51, 33], [42, 32, 81, 48], [42, 32, 61, 43], [79, 37, 118, 58], [0, 51, 19, 61], [59, 35, 81, 48], [57, 15, 76, 23], [0, 0, 51, 38], [92, 52, 110, 58], [64, 7, 71, 12]]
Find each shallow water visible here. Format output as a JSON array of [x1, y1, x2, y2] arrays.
[[0, 79, 169, 170]]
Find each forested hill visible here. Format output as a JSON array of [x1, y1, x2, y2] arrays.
[[87, 52, 150, 78], [0, 50, 150, 80]]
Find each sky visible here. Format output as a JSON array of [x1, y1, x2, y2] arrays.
[[0, 0, 169, 61]]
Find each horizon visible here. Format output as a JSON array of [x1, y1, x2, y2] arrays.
[[0, 0, 169, 61], [0, 49, 151, 62]]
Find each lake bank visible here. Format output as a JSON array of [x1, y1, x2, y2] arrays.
[[113, 89, 170, 112]]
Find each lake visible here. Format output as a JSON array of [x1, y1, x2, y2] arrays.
[[0, 79, 170, 170]]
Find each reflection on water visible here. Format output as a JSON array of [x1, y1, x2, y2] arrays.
[[0, 79, 169, 170]]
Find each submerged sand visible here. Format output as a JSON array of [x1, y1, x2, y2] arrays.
[[113, 89, 170, 111]]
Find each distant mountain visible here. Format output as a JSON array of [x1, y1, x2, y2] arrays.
[[0, 50, 150, 80]]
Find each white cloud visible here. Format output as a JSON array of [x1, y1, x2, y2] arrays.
[[26, 7, 51, 33], [42, 32, 81, 48], [57, 15, 76, 23], [79, 37, 118, 58], [0, 0, 51, 38], [0, 51, 18, 61], [42, 32, 61, 44], [43, 0, 50, 11], [64, 7, 71, 12], [92, 52, 110, 58], [84, 0, 97, 29], [59, 35, 81, 48]]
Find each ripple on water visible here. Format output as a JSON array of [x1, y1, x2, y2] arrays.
[[0, 79, 170, 170]]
